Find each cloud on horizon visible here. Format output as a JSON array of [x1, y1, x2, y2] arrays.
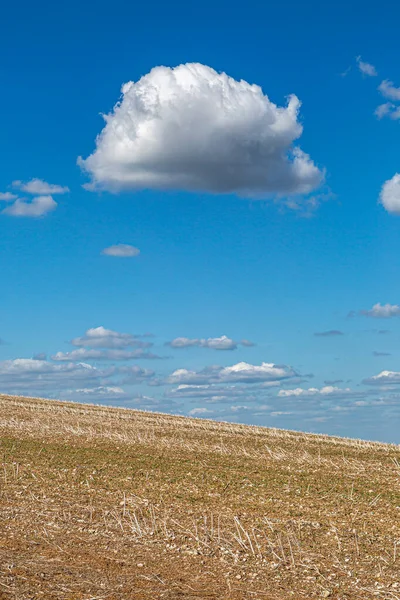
[[168, 361, 297, 385], [0, 358, 113, 395], [63, 386, 130, 403]]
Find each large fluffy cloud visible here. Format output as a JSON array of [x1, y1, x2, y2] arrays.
[[79, 63, 323, 198], [379, 174, 400, 215]]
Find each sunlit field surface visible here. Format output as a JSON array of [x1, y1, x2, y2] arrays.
[[1, 394, 400, 599]]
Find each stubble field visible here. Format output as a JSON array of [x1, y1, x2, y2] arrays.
[[0, 394, 400, 599]]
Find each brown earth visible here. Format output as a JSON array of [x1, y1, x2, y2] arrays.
[[0, 394, 400, 599]]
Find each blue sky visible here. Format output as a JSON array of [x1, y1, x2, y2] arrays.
[[1, 0, 400, 443]]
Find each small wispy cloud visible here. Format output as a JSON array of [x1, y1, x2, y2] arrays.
[[166, 336, 255, 351], [101, 244, 140, 257], [379, 174, 400, 215], [373, 351, 391, 357], [12, 178, 69, 195], [356, 56, 377, 77], [240, 339, 256, 347], [167, 335, 238, 351], [51, 348, 164, 361], [378, 80, 400, 102], [72, 326, 151, 349], [2, 195, 57, 217], [0, 192, 18, 202], [278, 385, 360, 400], [375, 103, 400, 121], [374, 79, 400, 123], [314, 330, 344, 337], [340, 66, 351, 78]]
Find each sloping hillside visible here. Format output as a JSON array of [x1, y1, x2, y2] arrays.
[[1, 394, 399, 599]]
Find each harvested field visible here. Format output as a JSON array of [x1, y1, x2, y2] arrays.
[[1, 394, 400, 599]]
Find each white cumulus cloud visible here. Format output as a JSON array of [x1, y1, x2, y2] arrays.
[[101, 244, 140, 257], [79, 63, 324, 199], [2, 195, 57, 217], [219, 362, 293, 382], [12, 178, 69, 195], [379, 174, 400, 215]]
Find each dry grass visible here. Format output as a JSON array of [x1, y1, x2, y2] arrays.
[[1, 394, 400, 599]]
